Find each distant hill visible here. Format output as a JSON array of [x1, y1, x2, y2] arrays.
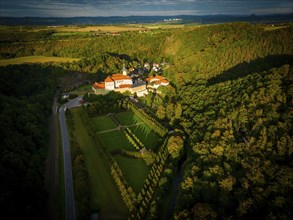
[[0, 13, 292, 26]]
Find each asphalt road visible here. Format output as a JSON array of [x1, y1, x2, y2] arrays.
[[63, 96, 83, 109], [59, 107, 76, 220], [59, 97, 82, 220]]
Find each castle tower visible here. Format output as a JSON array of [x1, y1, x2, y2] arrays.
[[122, 62, 127, 76]]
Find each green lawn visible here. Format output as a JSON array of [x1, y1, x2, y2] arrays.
[[0, 56, 80, 66], [91, 115, 117, 132], [114, 155, 150, 194], [116, 111, 161, 150], [70, 85, 92, 96], [52, 32, 91, 37], [98, 130, 134, 152], [69, 108, 128, 219], [66, 108, 158, 218], [130, 123, 161, 151], [115, 111, 143, 126]]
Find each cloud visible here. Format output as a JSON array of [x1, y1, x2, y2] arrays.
[[1, 0, 292, 17]]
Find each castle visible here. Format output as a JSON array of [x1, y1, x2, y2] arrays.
[[92, 63, 169, 97]]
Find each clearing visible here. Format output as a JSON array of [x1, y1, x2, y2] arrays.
[[35, 25, 147, 33], [0, 56, 79, 66]]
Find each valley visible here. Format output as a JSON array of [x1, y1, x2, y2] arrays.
[[0, 21, 292, 220]]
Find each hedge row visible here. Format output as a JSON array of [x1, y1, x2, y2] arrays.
[[127, 101, 167, 137]]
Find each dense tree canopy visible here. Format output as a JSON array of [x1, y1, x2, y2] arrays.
[[175, 64, 293, 219], [0, 64, 62, 219]]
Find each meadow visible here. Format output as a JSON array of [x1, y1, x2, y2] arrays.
[[32, 23, 185, 33], [55, 25, 146, 33], [0, 56, 79, 66], [69, 108, 128, 219]]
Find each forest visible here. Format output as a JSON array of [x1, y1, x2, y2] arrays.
[[0, 64, 69, 219], [0, 22, 292, 219]]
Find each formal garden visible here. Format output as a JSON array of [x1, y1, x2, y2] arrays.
[[65, 95, 181, 219]]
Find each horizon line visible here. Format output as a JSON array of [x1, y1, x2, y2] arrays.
[[1, 12, 292, 19]]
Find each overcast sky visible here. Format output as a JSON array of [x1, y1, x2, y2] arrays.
[[1, 0, 292, 17]]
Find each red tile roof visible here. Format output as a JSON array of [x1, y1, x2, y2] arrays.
[[105, 76, 114, 82], [145, 76, 155, 82], [93, 82, 105, 89], [155, 75, 165, 80], [161, 79, 169, 84], [111, 74, 131, 81], [119, 84, 132, 88]]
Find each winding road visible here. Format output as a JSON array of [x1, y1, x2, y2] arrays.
[[59, 96, 82, 220]]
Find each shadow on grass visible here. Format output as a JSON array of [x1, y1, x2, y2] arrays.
[[115, 111, 163, 151]]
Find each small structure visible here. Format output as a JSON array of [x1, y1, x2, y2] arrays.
[[140, 147, 147, 155], [145, 75, 169, 89], [131, 82, 148, 97], [62, 93, 69, 99], [122, 62, 127, 76], [152, 63, 160, 72]]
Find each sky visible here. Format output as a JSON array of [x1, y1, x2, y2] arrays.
[[0, 0, 292, 17]]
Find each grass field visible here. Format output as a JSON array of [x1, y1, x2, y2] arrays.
[[264, 25, 287, 31], [115, 111, 144, 126], [98, 130, 134, 152], [92, 112, 151, 193], [116, 111, 161, 150], [52, 32, 91, 37], [1, 23, 185, 33], [114, 155, 150, 194], [34, 25, 147, 33], [129, 124, 161, 151], [92, 115, 117, 132], [69, 108, 128, 219], [0, 56, 80, 66], [71, 85, 92, 96], [142, 24, 185, 29]]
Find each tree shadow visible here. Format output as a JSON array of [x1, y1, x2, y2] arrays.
[[107, 52, 138, 62], [128, 112, 163, 151], [207, 54, 293, 86]]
